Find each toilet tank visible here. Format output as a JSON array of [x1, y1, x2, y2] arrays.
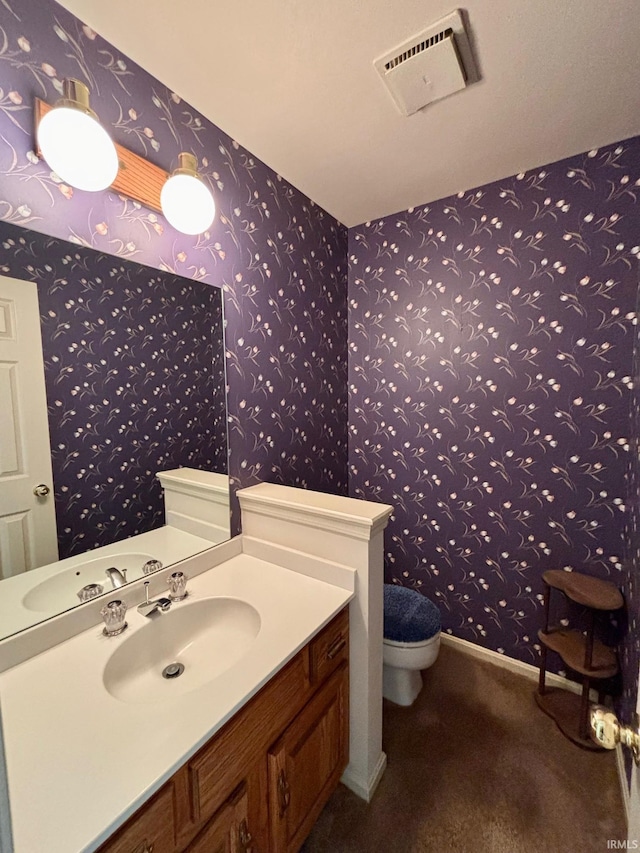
[[156, 468, 230, 545]]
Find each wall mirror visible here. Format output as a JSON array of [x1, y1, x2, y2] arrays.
[[0, 220, 229, 640]]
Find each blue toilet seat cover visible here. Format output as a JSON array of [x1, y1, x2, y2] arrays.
[[383, 584, 441, 643]]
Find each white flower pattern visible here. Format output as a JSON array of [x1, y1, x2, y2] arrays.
[[349, 144, 639, 695], [0, 227, 227, 558], [1, 0, 639, 768]]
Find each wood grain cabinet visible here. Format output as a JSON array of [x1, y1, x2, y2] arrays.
[[96, 785, 176, 853], [98, 607, 349, 853], [185, 783, 251, 853], [268, 664, 348, 853]]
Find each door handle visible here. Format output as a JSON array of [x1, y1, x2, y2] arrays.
[[132, 841, 154, 853], [238, 818, 253, 851], [277, 769, 291, 817], [33, 484, 51, 497], [589, 705, 640, 764], [327, 637, 346, 660]]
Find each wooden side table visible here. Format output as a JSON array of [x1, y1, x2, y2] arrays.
[[535, 569, 623, 749]]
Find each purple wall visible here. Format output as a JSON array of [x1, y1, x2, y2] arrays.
[[620, 283, 640, 782], [2, 0, 640, 772], [348, 140, 639, 683], [0, 0, 350, 529], [0, 221, 226, 557]]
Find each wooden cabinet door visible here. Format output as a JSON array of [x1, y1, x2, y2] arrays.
[[97, 784, 175, 853], [268, 663, 348, 853], [185, 783, 253, 853]]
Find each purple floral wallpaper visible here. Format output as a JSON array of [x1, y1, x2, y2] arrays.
[[619, 280, 640, 782], [0, 0, 350, 536], [0, 219, 226, 557], [2, 0, 639, 773], [348, 139, 639, 682]]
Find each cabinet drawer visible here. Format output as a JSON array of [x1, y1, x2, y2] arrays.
[[97, 784, 175, 853], [309, 608, 349, 685]]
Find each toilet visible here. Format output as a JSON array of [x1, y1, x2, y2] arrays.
[[383, 584, 441, 706]]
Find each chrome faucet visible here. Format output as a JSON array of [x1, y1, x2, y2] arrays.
[[137, 580, 172, 618], [105, 566, 128, 589]]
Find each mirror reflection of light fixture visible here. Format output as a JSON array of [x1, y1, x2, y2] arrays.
[[160, 152, 216, 235], [36, 78, 119, 192]]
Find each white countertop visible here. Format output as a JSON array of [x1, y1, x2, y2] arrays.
[[0, 554, 353, 853]]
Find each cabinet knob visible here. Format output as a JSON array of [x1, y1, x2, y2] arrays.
[[238, 817, 253, 850], [327, 637, 346, 660], [277, 769, 291, 816], [132, 841, 154, 853]]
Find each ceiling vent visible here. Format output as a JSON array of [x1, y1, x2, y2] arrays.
[[374, 10, 477, 116]]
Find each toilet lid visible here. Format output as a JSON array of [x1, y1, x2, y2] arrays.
[[383, 584, 441, 643]]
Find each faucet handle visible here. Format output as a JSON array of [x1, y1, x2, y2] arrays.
[[143, 559, 163, 575], [100, 599, 128, 637], [167, 571, 188, 602], [78, 582, 104, 603]]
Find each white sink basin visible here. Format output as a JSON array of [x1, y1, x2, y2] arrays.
[[22, 553, 156, 612], [103, 597, 261, 704]]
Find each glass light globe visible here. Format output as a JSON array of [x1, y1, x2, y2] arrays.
[[161, 171, 216, 235], [37, 105, 119, 192]]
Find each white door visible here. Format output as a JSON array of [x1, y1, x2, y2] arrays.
[[628, 668, 640, 845], [0, 275, 58, 579]]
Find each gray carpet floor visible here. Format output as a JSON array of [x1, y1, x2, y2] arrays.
[[302, 643, 626, 853]]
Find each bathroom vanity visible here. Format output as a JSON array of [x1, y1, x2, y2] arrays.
[[98, 607, 349, 853], [0, 483, 392, 853]]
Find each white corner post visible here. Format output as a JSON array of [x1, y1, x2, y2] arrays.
[[156, 468, 231, 544], [237, 483, 393, 802]]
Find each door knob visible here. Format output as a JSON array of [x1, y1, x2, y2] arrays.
[[589, 705, 640, 764], [33, 484, 51, 497]]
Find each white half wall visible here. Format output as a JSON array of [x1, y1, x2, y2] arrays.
[[238, 483, 393, 802]]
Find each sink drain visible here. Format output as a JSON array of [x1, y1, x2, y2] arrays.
[[162, 662, 185, 679]]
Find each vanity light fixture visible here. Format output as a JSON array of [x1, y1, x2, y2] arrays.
[[36, 78, 119, 192], [35, 89, 216, 235], [160, 152, 216, 235]]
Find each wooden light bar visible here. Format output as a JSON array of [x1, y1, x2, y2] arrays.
[[35, 98, 167, 212]]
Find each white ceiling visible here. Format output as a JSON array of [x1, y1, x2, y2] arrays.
[[57, 0, 640, 227]]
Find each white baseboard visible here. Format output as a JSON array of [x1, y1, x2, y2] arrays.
[[616, 743, 631, 828], [341, 751, 387, 803], [440, 632, 584, 696]]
